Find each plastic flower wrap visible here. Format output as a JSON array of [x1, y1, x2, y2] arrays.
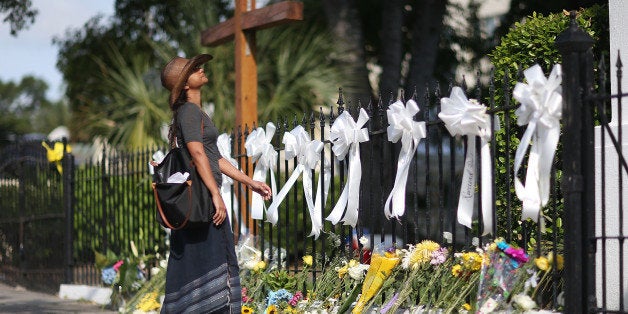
[[352, 246, 400, 313], [476, 239, 529, 313]]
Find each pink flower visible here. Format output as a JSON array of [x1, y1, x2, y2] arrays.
[[505, 247, 529, 264], [112, 260, 124, 271], [289, 291, 304, 306], [430, 247, 448, 265], [242, 287, 252, 303]]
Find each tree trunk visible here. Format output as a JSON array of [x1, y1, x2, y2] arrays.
[[404, 0, 448, 100], [322, 0, 373, 106], [378, 0, 404, 104]]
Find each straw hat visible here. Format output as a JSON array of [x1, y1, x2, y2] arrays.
[[160, 54, 213, 107]]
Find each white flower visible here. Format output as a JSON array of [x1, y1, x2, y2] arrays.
[[348, 263, 369, 280], [443, 232, 453, 244], [159, 259, 168, 269], [150, 267, 161, 276], [513, 294, 537, 310], [400, 246, 414, 269], [243, 260, 258, 270], [524, 269, 538, 292], [359, 236, 369, 249]]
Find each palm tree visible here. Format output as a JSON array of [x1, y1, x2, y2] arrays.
[[91, 45, 169, 148], [94, 0, 347, 148]]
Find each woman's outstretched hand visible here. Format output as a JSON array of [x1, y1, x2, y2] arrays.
[[250, 180, 272, 201]]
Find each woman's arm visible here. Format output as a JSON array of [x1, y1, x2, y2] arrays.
[[187, 141, 228, 225], [218, 158, 272, 201]]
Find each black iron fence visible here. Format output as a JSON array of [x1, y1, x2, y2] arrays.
[[0, 77, 562, 303], [2, 14, 618, 312]]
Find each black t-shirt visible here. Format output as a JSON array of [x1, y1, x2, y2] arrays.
[[176, 102, 222, 186]]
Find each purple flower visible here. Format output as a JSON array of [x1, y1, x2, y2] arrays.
[[380, 292, 399, 313], [430, 247, 448, 265], [505, 247, 529, 264]]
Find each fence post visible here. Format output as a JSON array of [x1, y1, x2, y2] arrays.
[[62, 138, 75, 283], [555, 11, 596, 312]]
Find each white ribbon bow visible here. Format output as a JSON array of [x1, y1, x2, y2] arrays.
[[384, 99, 427, 219], [266, 126, 331, 238], [439, 86, 494, 235], [512, 64, 562, 222], [217, 133, 240, 228], [326, 108, 370, 227], [244, 122, 278, 221]]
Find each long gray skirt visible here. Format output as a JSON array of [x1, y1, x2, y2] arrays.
[[161, 221, 241, 313]]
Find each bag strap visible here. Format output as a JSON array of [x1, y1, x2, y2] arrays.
[[175, 106, 206, 151], [152, 182, 193, 230]]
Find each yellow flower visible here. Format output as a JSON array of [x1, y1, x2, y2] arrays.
[[460, 252, 483, 272], [348, 259, 358, 268], [253, 261, 267, 272], [302, 255, 313, 267], [265, 304, 277, 314], [452, 264, 462, 277], [242, 305, 254, 313], [535, 256, 550, 271], [337, 264, 348, 278], [462, 303, 472, 310], [137, 292, 161, 311], [408, 240, 440, 267], [547, 252, 564, 270]]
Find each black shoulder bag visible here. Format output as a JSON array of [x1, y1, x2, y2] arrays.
[[151, 120, 214, 229]]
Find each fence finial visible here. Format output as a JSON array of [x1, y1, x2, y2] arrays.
[[555, 10, 594, 53], [336, 87, 345, 110]]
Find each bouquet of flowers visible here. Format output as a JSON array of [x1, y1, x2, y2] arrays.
[[94, 241, 154, 310], [476, 239, 529, 313], [352, 245, 400, 313]]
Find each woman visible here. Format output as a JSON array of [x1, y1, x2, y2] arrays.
[[159, 54, 272, 313]]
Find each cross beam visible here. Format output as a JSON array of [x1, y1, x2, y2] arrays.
[[201, 1, 303, 129]]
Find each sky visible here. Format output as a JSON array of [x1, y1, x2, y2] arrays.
[[0, 0, 115, 101]]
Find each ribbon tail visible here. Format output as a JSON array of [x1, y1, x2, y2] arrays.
[[457, 136, 476, 229], [327, 185, 348, 225], [538, 126, 560, 207], [250, 165, 268, 220], [384, 140, 415, 219], [521, 142, 542, 221], [480, 140, 493, 235], [303, 169, 315, 213], [311, 164, 331, 239], [342, 145, 362, 227], [270, 166, 278, 197], [514, 120, 537, 202], [266, 165, 303, 225], [221, 178, 233, 225]]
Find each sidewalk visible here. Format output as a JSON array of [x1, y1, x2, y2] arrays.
[[0, 282, 117, 314]]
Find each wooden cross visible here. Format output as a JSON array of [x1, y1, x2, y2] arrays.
[[201, 0, 303, 129], [201, 0, 303, 235]]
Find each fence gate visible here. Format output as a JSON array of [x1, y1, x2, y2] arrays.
[[558, 14, 628, 313], [0, 140, 71, 293]]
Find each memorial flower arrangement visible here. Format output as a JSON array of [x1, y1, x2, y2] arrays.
[[119, 235, 563, 313], [94, 241, 155, 310], [475, 238, 530, 313]]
